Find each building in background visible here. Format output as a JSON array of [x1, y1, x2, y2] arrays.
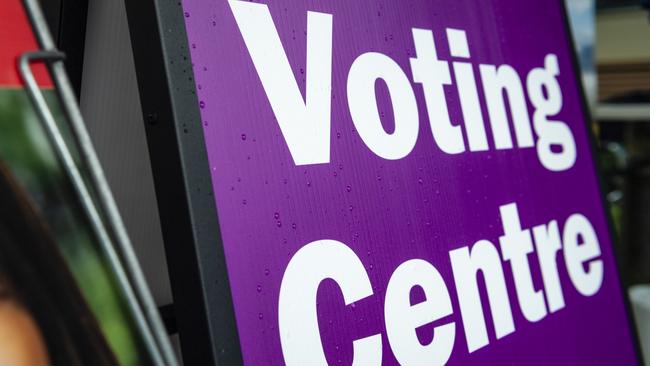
[[592, 1, 650, 288]]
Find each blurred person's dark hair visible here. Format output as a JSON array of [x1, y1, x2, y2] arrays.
[[0, 160, 117, 365]]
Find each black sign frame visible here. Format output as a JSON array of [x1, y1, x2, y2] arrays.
[[124, 1, 243, 364]]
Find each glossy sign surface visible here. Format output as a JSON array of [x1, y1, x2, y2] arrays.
[[181, 0, 638, 364]]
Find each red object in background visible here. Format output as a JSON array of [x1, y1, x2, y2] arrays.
[[0, 0, 52, 88]]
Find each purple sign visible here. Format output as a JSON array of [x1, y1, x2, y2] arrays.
[[180, 0, 638, 364]]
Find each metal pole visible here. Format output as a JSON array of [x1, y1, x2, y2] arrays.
[[18, 51, 166, 366], [20, 0, 178, 364]]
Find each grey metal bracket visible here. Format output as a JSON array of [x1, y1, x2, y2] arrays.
[[17, 1, 179, 365]]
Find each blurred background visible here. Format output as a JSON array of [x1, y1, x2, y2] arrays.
[[588, 0, 650, 286], [568, 0, 650, 360]]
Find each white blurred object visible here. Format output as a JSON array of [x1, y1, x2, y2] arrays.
[[630, 284, 650, 364], [596, 103, 650, 122]]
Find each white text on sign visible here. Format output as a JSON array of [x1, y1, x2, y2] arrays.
[[229, 0, 577, 172], [279, 202, 603, 365]]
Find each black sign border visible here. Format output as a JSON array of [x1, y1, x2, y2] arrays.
[[125, 0, 644, 364], [125, 0, 243, 364]]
